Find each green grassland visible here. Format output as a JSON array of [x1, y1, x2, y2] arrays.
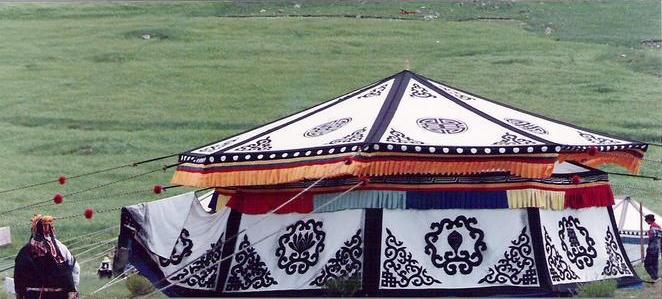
[[0, 0, 659, 297]]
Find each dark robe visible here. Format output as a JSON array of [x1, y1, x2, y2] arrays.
[[14, 244, 76, 299]]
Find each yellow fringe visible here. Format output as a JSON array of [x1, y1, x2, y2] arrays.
[[172, 159, 556, 188], [507, 189, 565, 210]]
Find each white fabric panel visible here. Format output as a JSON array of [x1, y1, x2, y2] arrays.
[[552, 162, 591, 174], [157, 202, 231, 290], [190, 93, 346, 155], [539, 207, 633, 285], [224, 210, 365, 292], [380, 209, 538, 289], [427, 80, 631, 146], [381, 78, 542, 147], [136, 192, 197, 257], [226, 80, 394, 153]]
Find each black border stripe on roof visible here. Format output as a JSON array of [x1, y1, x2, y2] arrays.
[[410, 72, 557, 145], [416, 72, 646, 145], [183, 72, 400, 158], [365, 71, 410, 143]]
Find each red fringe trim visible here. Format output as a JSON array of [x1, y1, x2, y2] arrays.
[[564, 185, 614, 209]]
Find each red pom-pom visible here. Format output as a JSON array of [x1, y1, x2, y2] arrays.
[[84, 208, 95, 219], [153, 185, 163, 194], [571, 175, 581, 185], [58, 176, 67, 185], [344, 159, 353, 165], [587, 146, 598, 156], [53, 193, 64, 204]]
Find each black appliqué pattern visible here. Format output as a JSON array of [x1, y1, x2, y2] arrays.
[[424, 215, 487, 275], [437, 85, 476, 101], [543, 227, 579, 282], [479, 227, 538, 285], [310, 229, 363, 286], [381, 228, 441, 288], [159, 229, 194, 267], [492, 133, 536, 145], [234, 136, 272, 151], [304, 118, 352, 137], [385, 128, 424, 144], [194, 138, 237, 154], [558, 216, 597, 269], [417, 118, 468, 134], [504, 118, 548, 135], [578, 131, 620, 144], [602, 227, 631, 276], [410, 83, 437, 98], [275, 219, 326, 275], [358, 84, 388, 99], [328, 127, 367, 144], [226, 235, 278, 291], [170, 233, 224, 290]]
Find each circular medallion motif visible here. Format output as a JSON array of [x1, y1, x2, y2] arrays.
[[304, 118, 352, 138], [504, 118, 548, 135], [417, 118, 468, 134]]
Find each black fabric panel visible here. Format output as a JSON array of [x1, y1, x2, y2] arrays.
[[214, 209, 243, 296], [526, 208, 553, 291], [361, 208, 383, 296], [365, 72, 410, 144]]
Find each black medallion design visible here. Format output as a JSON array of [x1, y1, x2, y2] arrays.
[[578, 131, 620, 145], [226, 235, 278, 291], [170, 233, 224, 290], [381, 228, 441, 288], [234, 136, 272, 151], [275, 219, 326, 275], [479, 227, 538, 286], [328, 127, 367, 144], [385, 128, 424, 144], [558, 216, 597, 269], [602, 227, 631, 276], [159, 229, 194, 267], [410, 83, 437, 98], [424, 215, 487, 275], [304, 118, 352, 137], [543, 227, 579, 282], [492, 133, 536, 146], [310, 229, 363, 286], [358, 84, 388, 99], [417, 118, 468, 134], [504, 118, 548, 135]]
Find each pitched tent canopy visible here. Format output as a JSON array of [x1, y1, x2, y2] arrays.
[[172, 70, 647, 188]]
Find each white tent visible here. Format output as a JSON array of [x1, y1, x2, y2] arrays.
[[613, 196, 662, 263]]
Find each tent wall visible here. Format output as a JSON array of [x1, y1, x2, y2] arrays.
[[119, 205, 639, 297]]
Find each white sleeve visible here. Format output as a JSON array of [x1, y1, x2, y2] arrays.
[[55, 240, 81, 291]]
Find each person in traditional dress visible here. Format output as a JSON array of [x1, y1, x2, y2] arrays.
[[644, 214, 662, 281], [14, 215, 80, 299]]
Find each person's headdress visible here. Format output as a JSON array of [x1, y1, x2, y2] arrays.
[[29, 214, 64, 264]]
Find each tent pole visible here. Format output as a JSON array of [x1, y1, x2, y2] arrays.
[[640, 199, 645, 261]]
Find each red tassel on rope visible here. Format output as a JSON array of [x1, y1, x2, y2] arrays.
[[571, 175, 582, 184], [84, 208, 95, 219], [587, 146, 598, 156], [53, 193, 64, 204], [153, 185, 163, 194]]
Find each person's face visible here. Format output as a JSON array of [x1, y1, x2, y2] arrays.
[[646, 219, 654, 225]]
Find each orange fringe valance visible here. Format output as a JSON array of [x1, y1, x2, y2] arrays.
[[172, 158, 556, 188], [558, 150, 643, 174]]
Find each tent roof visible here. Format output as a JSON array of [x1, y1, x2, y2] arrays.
[[613, 197, 662, 234], [173, 70, 647, 188]]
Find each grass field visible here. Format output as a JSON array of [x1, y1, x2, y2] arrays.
[[0, 0, 659, 297]]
